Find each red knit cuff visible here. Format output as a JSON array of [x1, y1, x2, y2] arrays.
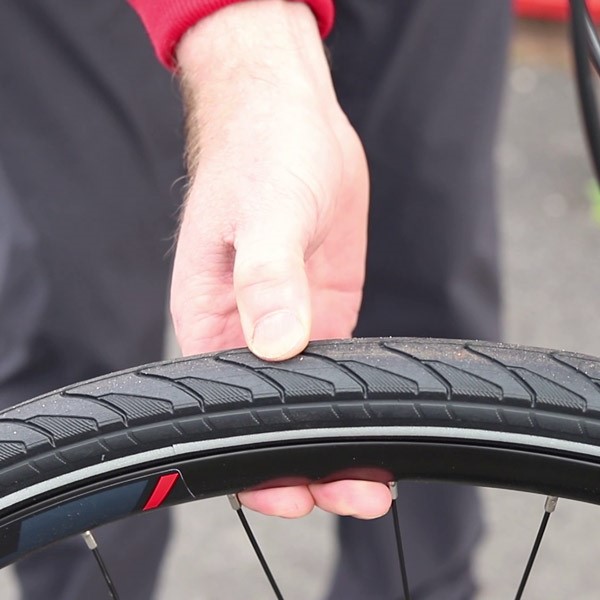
[[128, 0, 335, 69]]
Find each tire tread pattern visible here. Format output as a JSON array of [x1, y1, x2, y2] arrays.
[[2, 338, 600, 496]]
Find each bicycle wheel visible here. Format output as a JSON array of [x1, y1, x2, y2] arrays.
[[1, 337, 600, 569]]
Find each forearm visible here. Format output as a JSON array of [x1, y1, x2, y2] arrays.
[[177, 0, 328, 76], [175, 0, 340, 174], [128, 0, 334, 68]]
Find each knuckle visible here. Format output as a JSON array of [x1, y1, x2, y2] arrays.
[[234, 255, 300, 293]]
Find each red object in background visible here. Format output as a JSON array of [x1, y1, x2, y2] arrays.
[[515, 0, 600, 21]]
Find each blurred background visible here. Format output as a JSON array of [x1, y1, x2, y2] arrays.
[[4, 8, 600, 600]]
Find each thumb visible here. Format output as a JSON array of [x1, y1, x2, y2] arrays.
[[234, 226, 311, 361]]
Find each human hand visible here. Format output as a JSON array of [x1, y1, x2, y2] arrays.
[[171, 0, 391, 519]]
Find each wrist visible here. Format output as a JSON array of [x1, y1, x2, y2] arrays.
[[176, 0, 333, 100]]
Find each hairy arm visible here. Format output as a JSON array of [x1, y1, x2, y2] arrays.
[[171, 0, 391, 518]]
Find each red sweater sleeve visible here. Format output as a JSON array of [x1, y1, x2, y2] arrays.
[[128, 0, 335, 69]]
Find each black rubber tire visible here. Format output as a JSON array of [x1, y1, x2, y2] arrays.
[[3, 336, 600, 565], [3, 336, 600, 494]]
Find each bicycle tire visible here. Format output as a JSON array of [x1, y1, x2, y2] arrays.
[[2, 336, 600, 566]]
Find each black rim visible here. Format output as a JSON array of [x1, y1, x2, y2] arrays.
[[571, 0, 600, 180], [3, 434, 600, 567]]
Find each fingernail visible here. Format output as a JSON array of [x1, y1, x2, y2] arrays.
[[251, 310, 307, 360]]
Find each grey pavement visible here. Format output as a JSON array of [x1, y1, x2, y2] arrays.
[[3, 19, 600, 600]]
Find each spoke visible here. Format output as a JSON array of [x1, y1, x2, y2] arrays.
[[228, 495, 284, 600], [389, 482, 412, 600], [81, 531, 120, 600], [514, 496, 559, 600]]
